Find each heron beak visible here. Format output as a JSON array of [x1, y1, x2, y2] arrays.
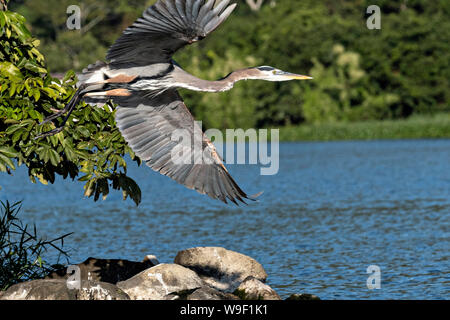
[[275, 70, 313, 80], [285, 73, 313, 80]]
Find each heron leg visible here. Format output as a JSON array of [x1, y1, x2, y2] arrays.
[[35, 87, 85, 139], [34, 102, 79, 139], [39, 89, 81, 125]]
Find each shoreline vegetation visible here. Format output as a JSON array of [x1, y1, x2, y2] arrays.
[[215, 113, 450, 142], [276, 113, 450, 142]]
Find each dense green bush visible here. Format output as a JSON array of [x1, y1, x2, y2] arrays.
[[7, 0, 450, 128], [0, 200, 70, 291], [0, 5, 142, 204], [176, 0, 450, 128]]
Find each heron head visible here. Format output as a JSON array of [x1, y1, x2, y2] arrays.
[[252, 66, 313, 82]]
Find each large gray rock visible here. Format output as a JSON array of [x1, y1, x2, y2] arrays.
[[234, 277, 281, 300], [187, 287, 240, 300], [46, 257, 155, 284], [0, 279, 129, 300], [117, 263, 205, 300], [77, 281, 130, 300], [174, 247, 268, 292]]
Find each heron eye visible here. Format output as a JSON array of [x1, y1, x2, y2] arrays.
[[272, 70, 277, 74]]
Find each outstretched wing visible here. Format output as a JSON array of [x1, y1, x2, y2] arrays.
[[107, 0, 237, 67], [114, 90, 255, 204]]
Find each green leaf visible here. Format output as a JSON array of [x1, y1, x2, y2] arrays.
[[35, 173, 48, 185], [0, 61, 23, 81], [63, 145, 76, 161], [27, 109, 40, 120], [12, 129, 23, 144], [48, 149, 60, 167], [24, 61, 47, 74], [11, 21, 32, 42], [32, 89, 41, 101], [127, 178, 141, 206], [63, 70, 75, 82], [5, 123, 25, 135], [0, 154, 16, 171], [77, 174, 92, 182], [76, 126, 91, 138], [8, 82, 16, 97], [0, 146, 20, 158], [40, 87, 58, 99], [48, 133, 58, 147], [84, 179, 96, 197], [0, 11, 6, 28]]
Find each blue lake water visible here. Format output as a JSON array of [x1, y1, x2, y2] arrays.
[[1, 139, 449, 299]]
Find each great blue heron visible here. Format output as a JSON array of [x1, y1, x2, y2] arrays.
[[37, 0, 312, 204]]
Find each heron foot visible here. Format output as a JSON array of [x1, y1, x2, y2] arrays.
[[34, 127, 64, 140], [39, 112, 65, 125], [39, 102, 77, 125]]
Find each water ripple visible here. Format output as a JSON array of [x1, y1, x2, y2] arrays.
[[1, 139, 449, 299]]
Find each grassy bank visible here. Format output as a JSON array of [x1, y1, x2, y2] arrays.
[[276, 113, 450, 142]]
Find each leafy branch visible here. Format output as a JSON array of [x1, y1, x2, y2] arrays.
[[0, 8, 142, 205]]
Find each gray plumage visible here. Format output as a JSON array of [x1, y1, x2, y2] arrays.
[[114, 89, 248, 204], [106, 0, 236, 67]]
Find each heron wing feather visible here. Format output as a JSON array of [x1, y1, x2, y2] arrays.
[[114, 89, 253, 204], [107, 0, 236, 67]]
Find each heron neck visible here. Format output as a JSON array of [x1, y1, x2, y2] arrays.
[[173, 68, 252, 93]]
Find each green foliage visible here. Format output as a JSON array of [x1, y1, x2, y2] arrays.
[[4, 0, 450, 135], [10, 0, 450, 130], [11, 0, 155, 72], [278, 113, 450, 142], [0, 8, 142, 205], [302, 44, 400, 123], [176, 0, 450, 127], [0, 200, 71, 291]]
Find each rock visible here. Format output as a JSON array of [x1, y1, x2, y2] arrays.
[[234, 277, 281, 300], [46, 257, 155, 284], [0, 279, 129, 300], [77, 281, 130, 300], [187, 287, 240, 300], [117, 263, 205, 300], [1, 280, 75, 300], [174, 247, 267, 292], [142, 254, 160, 265], [163, 293, 182, 300], [286, 293, 320, 300]]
